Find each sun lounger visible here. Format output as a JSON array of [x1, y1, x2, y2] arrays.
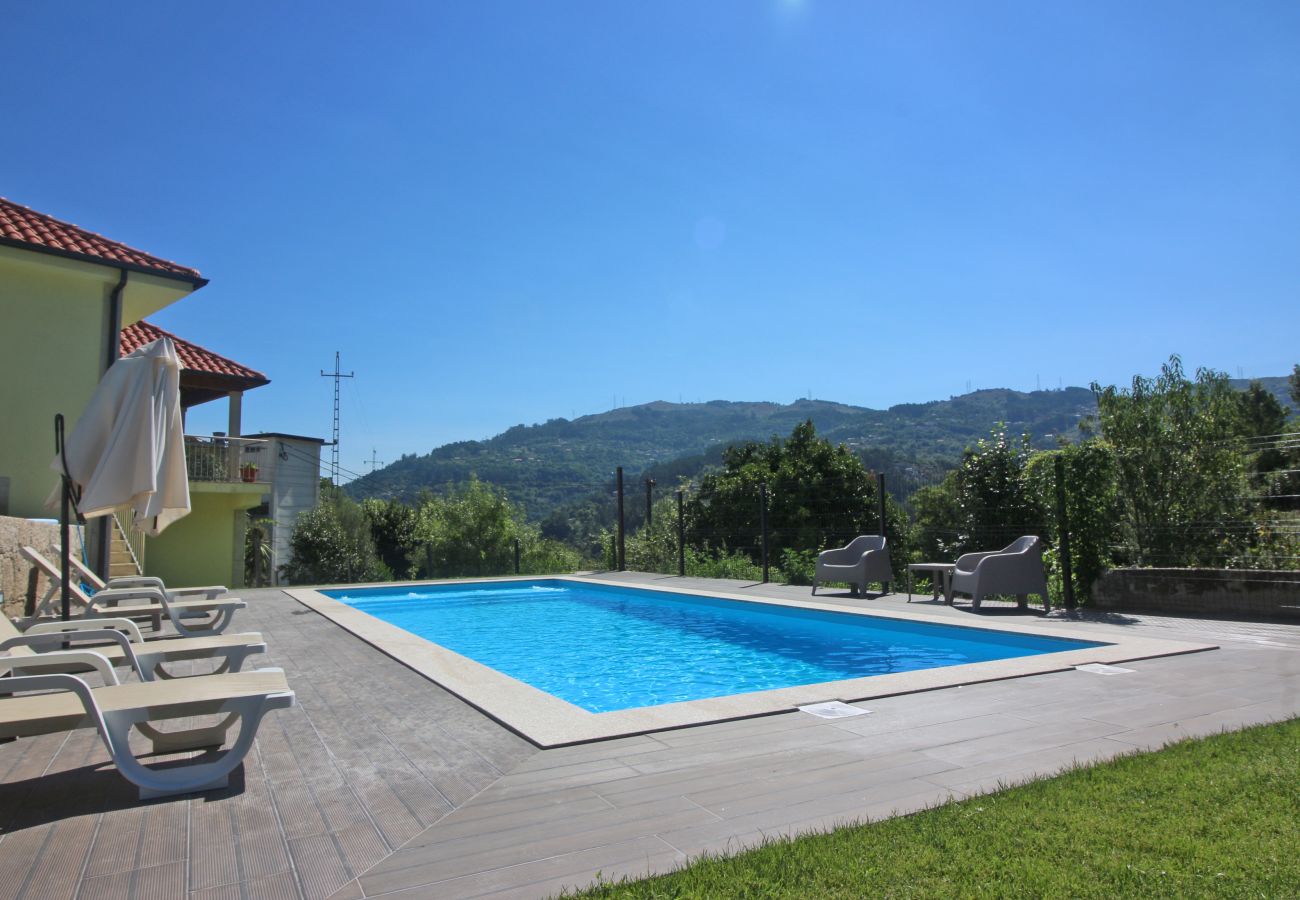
[[2, 615, 265, 680], [67, 553, 228, 601], [19, 547, 245, 637], [0, 653, 293, 798]]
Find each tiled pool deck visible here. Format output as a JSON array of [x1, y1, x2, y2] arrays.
[[2, 572, 1297, 899]]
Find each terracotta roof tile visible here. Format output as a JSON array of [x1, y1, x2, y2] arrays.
[[121, 321, 269, 385], [0, 196, 205, 284]]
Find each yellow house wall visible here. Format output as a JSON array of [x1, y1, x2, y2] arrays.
[[0, 247, 192, 519], [145, 485, 264, 588]]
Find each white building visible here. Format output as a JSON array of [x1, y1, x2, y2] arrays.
[[240, 433, 325, 584]]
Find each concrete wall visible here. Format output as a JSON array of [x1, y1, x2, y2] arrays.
[[0, 515, 64, 618], [1092, 568, 1300, 620], [145, 485, 263, 589]]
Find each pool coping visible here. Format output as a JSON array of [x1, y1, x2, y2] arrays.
[[286, 575, 1218, 747]]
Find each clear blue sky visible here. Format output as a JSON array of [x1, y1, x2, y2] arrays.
[[6, 2, 1298, 479]]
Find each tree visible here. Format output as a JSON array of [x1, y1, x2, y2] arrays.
[[1024, 441, 1121, 601], [686, 421, 910, 580], [282, 486, 386, 585], [412, 476, 523, 578], [361, 498, 419, 579], [1290, 364, 1300, 412], [950, 425, 1044, 556], [1092, 356, 1251, 567], [1238, 381, 1289, 475], [908, 472, 962, 562]]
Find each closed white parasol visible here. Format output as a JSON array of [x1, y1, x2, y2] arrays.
[[52, 336, 191, 535]]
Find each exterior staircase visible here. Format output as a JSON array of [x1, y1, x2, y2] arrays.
[[109, 512, 145, 578]]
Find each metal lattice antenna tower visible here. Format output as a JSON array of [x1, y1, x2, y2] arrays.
[[320, 351, 354, 486], [366, 448, 384, 473]]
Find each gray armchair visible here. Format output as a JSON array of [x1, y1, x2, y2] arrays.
[[948, 535, 1050, 611], [812, 536, 892, 597]]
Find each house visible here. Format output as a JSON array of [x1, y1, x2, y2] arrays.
[[0, 196, 270, 588], [239, 432, 325, 584]]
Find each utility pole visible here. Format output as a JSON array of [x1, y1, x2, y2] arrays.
[[320, 351, 354, 486]]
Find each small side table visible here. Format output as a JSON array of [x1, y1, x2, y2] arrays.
[[908, 563, 955, 604]]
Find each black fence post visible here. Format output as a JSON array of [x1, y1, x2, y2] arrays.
[[514, 538, 521, 575], [1055, 455, 1076, 610], [645, 478, 655, 528], [877, 472, 889, 593], [760, 482, 770, 584], [877, 472, 887, 536], [616, 466, 626, 571], [676, 489, 685, 577]]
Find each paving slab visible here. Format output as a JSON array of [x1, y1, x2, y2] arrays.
[[2, 574, 1298, 899]]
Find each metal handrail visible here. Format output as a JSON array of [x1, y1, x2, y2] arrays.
[[184, 435, 270, 483], [111, 508, 146, 576]]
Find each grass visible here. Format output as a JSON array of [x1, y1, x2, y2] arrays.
[[570, 718, 1300, 899]]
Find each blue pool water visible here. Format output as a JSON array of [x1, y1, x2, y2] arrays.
[[324, 580, 1103, 713]]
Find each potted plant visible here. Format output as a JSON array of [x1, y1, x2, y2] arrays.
[[240, 462, 259, 482]]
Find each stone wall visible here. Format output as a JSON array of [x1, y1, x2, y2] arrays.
[[1092, 568, 1300, 620], [0, 515, 64, 618]]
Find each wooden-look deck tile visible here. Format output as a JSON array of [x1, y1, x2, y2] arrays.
[[286, 833, 351, 900]]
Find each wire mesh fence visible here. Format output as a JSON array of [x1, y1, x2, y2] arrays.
[[601, 430, 1300, 610]]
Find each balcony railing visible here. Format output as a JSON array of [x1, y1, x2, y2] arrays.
[[185, 435, 269, 483]]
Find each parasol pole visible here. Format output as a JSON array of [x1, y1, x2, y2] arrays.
[[55, 414, 73, 620]]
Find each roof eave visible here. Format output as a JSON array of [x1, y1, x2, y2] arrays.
[[0, 236, 208, 288]]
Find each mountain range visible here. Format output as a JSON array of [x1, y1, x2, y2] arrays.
[[345, 387, 1099, 517], [345, 376, 1294, 527]]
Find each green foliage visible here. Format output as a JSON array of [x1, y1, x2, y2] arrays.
[[1290, 364, 1300, 411], [518, 538, 582, 575], [361, 498, 419, 579], [408, 476, 582, 578], [950, 425, 1045, 556], [907, 473, 962, 562], [412, 477, 524, 578], [1024, 442, 1121, 601], [776, 548, 818, 586], [283, 486, 387, 585], [243, 516, 274, 587], [910, 425, 1045, 572], [1238, 380, 1290, 474], [686, 421, 911, 580], [1092, 356, 1253, 567], [684, 547, 763, 581], [623, 496, 684, 575]]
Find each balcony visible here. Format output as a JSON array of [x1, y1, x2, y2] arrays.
[[185, 435, 269, 484]]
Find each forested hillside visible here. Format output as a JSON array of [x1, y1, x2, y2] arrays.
[[345, 388, 1099, 522]]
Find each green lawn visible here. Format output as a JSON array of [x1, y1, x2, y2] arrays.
[[570, 718, 1299, 899]]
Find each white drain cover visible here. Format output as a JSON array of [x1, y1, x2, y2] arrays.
[[1076, 663, 1136, 675], [798, 701, 871, 718]]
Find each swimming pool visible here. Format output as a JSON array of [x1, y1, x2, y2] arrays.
[[324, 579, 1103, 713]]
